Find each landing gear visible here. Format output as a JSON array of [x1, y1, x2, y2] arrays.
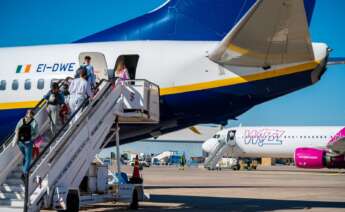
[[238, 159, 258, 170], [129, 189, 139, 210], [64, 190, 79, 212]]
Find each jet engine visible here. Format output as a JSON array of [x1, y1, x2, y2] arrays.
[[294, 147, 345, 169]]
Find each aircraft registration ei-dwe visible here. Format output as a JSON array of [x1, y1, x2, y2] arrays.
[[0, 0, 344, 146]]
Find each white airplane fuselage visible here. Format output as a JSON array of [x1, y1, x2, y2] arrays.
[[0, 41, 328, 144], [203, 126, 342, 158]]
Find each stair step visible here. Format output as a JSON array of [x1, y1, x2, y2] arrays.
[[5, 178, 23, 185], [0, 207, 23, 212], [0, 198, 24, 207], [0, 184, 24, 193], [8, 171, 22, 179], [0, 191, 24, 200]]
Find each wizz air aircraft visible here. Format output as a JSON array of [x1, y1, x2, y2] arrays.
[[202, 126, 345, 169], [0, 0, 342, 146]]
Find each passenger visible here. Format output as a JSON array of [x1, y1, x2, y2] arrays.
[[69, 69, 93, 122], [179, 154, 186, 170], [74, 66, 85, 79], [59, 82, 70, 124], [44, 82, 64, 134], [82, 56, 96, 88], [13, 109, 38, 178], [115, 56, 130, 81]]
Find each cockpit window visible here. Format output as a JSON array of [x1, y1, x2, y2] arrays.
[[12, 80, 19, 90], [0, 80, 6, 90], [212, 134, 220, 139]]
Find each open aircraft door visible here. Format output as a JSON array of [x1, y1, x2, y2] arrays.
[[79, 52, 109, 81], [227, 130, 236, 146]]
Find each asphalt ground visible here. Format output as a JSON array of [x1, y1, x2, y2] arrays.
[[78, 165, 345, 211]]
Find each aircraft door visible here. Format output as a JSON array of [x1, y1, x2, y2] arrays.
[[227, 130, 236, 146], [79, 52, 109, 81], [114, 55, 139, 80]]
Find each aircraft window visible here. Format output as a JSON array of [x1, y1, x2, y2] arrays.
[[0, 80, 6, 90], [24, 79, 31, 90], [37, 79, 44, 90], [311, 136, 314, 139], [12, 80, 19, 90]]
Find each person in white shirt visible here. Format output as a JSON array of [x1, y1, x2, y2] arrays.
[[68, 68, 93, 123]]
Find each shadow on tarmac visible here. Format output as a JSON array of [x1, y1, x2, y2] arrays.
[[145, 185, 342, 189], [149, 194, 345, 211], [81, 194, 345, 211]]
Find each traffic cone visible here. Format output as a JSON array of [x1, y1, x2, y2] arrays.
[[130, 155, 143, 184]]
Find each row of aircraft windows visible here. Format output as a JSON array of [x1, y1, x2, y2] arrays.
[[243, 135, 331, 139], [0, 79, 48, 91]]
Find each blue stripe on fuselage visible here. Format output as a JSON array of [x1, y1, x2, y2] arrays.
[[0, 108, 26, 142], [76, 0, 315, 43], [118, 68, 316, 145]]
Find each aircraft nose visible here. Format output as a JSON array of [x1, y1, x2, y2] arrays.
[[202, 138, 219, 154]]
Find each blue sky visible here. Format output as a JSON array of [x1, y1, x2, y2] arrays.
[[0, 0, 344, 126]]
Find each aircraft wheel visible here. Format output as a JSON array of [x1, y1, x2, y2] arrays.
[[130, 189, 139, 210], [64, 190, 79, 212]]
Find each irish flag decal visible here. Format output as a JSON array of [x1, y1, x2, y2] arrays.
[[16, 64, 31, 73]]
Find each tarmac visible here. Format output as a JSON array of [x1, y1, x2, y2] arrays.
[[79, 165, 345, 212]]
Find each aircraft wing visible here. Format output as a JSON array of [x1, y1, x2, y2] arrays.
[[327, 128, 345, 155], [327, 57, 345, 65], [209, 0, 314, 67]]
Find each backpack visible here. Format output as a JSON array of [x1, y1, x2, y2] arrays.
[[18, 118, 31, 142], [48, 93, 58, 105]]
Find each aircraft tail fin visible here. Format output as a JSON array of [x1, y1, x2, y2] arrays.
[[209, 0, 315, 67]]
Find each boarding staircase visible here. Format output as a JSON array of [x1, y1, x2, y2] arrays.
[[0, 79, 159, 212], [204, 132, 236, 170], [203, 140, 228, 170]]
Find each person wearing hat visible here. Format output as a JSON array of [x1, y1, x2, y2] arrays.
[[44, 82, 64, 134]]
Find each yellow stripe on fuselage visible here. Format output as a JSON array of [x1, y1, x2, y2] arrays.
[[0, 61, 319, 110], [160, 61, 319, 96], [0, 101, 38, 110]]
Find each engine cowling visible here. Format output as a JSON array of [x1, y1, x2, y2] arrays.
[[294, 147, 345, 169]]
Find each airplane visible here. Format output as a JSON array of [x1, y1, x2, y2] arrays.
[[202, 126, 345, 169], [0, 0, 343, 147]]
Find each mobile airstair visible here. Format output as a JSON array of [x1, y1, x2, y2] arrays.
[[204, 131, 236, 170], [0, 79, 159, 212]]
